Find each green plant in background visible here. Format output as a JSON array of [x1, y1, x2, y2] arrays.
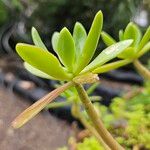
[[95, 83, 150, 149], [58, 82, 150, 150], [0, 0, 141, 48], [0, 1, 8, 26], [100, 23, 150, 80], [76, 137, 104, 150], [11, 11, 134, 150], [58, 137, 105, 150], [0, 0, 23, 26], [25, 0, 141, 39]]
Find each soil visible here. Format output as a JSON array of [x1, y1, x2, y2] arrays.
[[0, 87, 73, 150]]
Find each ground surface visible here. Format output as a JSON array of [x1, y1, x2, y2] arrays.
[[0, 87, 73, 150]]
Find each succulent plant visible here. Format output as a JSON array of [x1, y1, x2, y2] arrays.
[[12, 11, 133, 150], [100, 22, 150, 80], [16, 11, 132, 82]]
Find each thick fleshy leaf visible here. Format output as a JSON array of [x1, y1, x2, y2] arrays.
[[51, 32, 60, 53], [16, 43, 72, 80], [101, 31, 116, 46], [57, 27, 75, 72], [119, 30, 124, 41], [93, 59, 132, 74], [75, 11, 103, 74], [82, 40, 133, 73], [123, 22, 142, 47], [73, 22, 87, 56], [118, 47, 136, 59], [31, 27, 48, 50], [12, 82, 73, 128], [24, 62, 56, 79], [138, 26, 150, 51], [137, 42, 150, 58]]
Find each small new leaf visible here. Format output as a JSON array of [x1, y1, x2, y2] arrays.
[[123, 22, 141, 47], [31, 27, 48, 51], [51, 32, 60, 53], [101, 31, 116, 46]]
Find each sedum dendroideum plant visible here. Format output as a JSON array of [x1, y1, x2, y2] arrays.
[[12, 11, 133, 150], [100, 22, 150, 80]]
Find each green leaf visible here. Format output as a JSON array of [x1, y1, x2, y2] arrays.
[[31, 27, 48, 51], [123, 22, 142, 47], [137, 42, 150, 58], [119, 30, 124, 41], [101, 31, 116, 46], [138, 26, 150, 51], [93, 59, 132, 74], [73, 22, 87, 56], [57, 27, 75, 72], [82, 40, 133, 73], [86, 83, 99, 95], [24, 62, 56, 79], [118, 47, 136, 59], [75, 11, 103, 74], [16, 43, 72, 80], [51, 32, 60, 53]]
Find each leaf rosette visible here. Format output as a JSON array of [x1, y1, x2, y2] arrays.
[[13, 11, 133, 128]]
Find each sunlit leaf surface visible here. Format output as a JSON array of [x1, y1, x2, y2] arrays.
[[16, 43, 72, 80], [57, 27, 75, 72], [82, 40, 133, 73], [24, 62, 55, 79], [75, 11, 103, 74]]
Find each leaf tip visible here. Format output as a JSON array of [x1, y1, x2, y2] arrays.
[[61, 27, 68, 33], [31, 26, 36, 33], [60, 27, 71, 37], [11, 119, 22, 129], [128, 22, 134, 25], [124, 39, 134, 45], [101, 31, 106, 36], [95, 10, 103, 19], [16, 43, 24, 52], [74, 21, 82, 27]]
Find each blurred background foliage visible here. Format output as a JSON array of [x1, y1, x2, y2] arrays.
[[0, 0, 149, 49], [0, 0, 149, 68]]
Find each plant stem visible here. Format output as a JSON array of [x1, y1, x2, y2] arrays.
[[75, 83, 124, 150], [133, 59, 150, 80], [73, 102, 111, 150]]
